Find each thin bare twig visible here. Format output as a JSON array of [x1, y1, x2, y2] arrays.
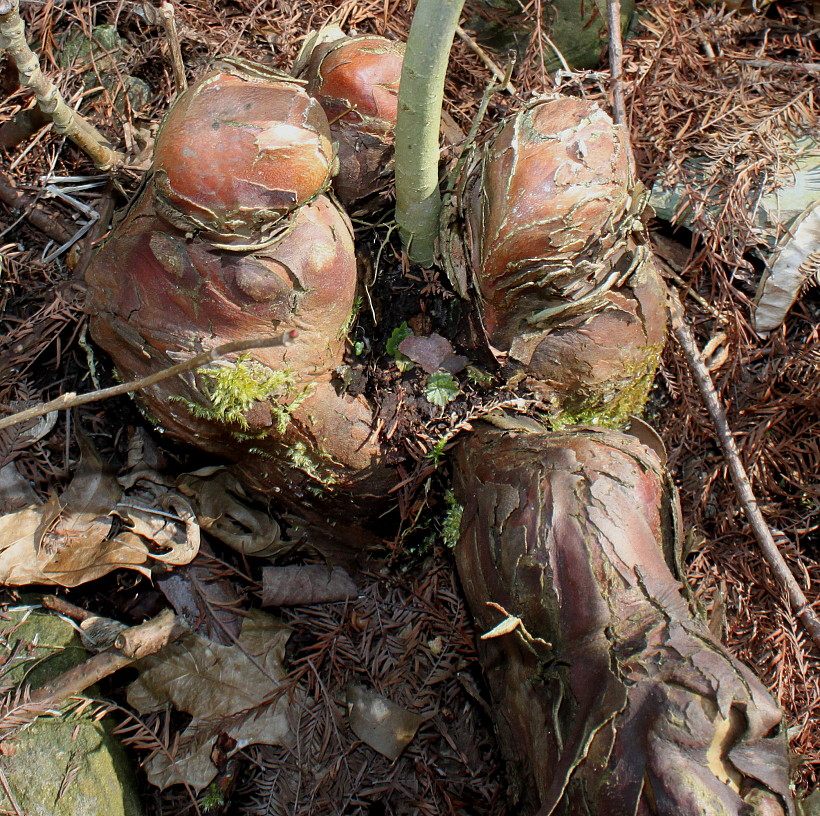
[[159, 1, 187, 93], [669, 291, 820, 651], [606, 0, 626, 125], [0, 331, 299, 432], [0, 0, 125, 169], [455, 25, 515, 94], [656, 257, 725, 322], [0, 765, 23, 816]]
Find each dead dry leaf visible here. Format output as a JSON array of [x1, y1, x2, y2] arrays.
[[127, 610, 296, 790], [701, 331, 730, 372], [156, 540, 244, 644], [261, 565, 357, 606], [0, 436, 200, 587], [753, 201, 820, 334], [178, 470, 282, 557], [0, 463, 39, 513], [398, 333, 469, 374], [345, 684, 424, 760]]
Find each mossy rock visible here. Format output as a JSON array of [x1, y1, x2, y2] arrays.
[[466, 0, 636, 72], [0, 606, 143, 816], [57, 25, 151, 114]]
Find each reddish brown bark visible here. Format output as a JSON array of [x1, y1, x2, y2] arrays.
[[152, 59, 334, 247], [453, 423, 793, 816], [461, 97, 667, 423], [302, 35, 404, 206], [86, 187, 389, 497]]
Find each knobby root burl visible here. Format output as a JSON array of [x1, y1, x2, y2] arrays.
[[454, 425, 792, 816], [83, 43, 794, 815], [445, 93, 792, 815]]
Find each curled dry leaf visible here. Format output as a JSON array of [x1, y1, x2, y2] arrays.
[[453, 423, 793, 816], [345, 683, 424, 760], [261, 564, 357, 606], [753, 200, 820, 334], [126, 609, 296, 790], [178, 469, 283, 557], [0, 436, 199, 587], [0, 463, 39, 513]]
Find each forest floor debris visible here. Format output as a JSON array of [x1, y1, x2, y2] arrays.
[[1, 0, 819, 811]]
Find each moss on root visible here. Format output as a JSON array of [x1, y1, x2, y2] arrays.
[[549, 341, 664, 431], [179, 354, 311, 434], [288, 441, 338, 486]]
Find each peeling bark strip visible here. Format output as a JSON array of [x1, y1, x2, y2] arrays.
[[453, 423, 793, 816]]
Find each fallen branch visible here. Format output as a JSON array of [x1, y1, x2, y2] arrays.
[[0, 0, 125, 170], [669, 290, 820, 651], [28, 609, 186, 707], [606, 0, 626, 125], [41, 595, 94, 622], [0, 167, 75, 244], [0, 331, 298, 432]]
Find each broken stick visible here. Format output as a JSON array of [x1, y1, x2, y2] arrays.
[[29, 609, 186, 707], [0, 168, 74, 244], [0, 331, 299, 432], [606, 0, 626, 126], [669, 290, 820, 651]]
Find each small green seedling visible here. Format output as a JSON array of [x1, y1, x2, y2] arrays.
[[425, 371, 460, 407], [386, 321, 414, 372]]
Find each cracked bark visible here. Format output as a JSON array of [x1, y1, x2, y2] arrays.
[[453, 423, 793, 816]]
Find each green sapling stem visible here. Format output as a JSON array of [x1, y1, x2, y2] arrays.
[[394, 0, 465, 266]]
